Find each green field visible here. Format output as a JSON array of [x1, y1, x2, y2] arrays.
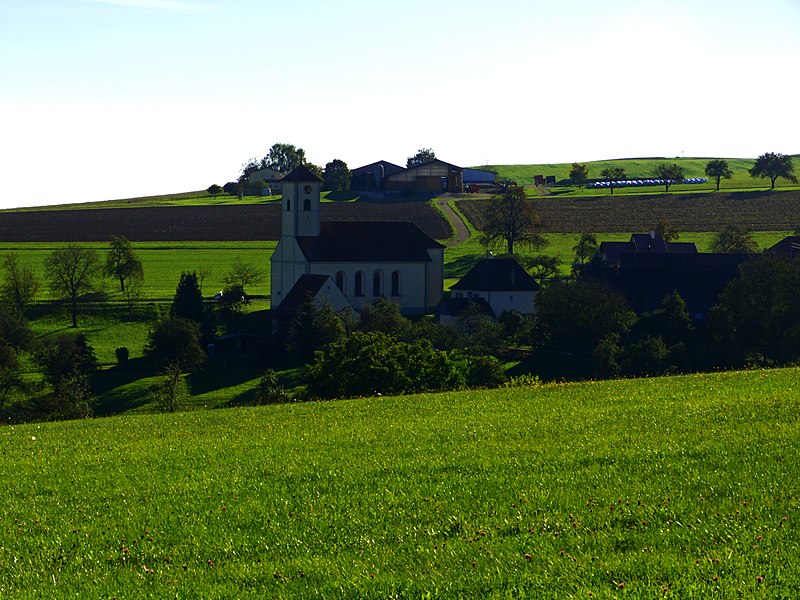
[[2, 367, 799, 598], [486, 157, 800, 195]]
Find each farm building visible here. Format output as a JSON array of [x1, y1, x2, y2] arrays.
[[436, 257, 540, 324], [463, 168, 497, 186], [350, 160, 406, 192], [385, 159, 464, 193], [270, 165, 445, 319]]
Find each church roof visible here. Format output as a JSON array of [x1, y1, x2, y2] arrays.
[[281, 164, 323, 182], [296, 221, 444, 262], [276, 273, 331, 311], [451, 258, 540, 292]]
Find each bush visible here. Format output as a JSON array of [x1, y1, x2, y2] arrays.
[[115, 347, 129, 366], [147, 316, 205, 371], [253, 370, 290, 404]]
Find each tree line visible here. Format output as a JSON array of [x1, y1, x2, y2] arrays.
[[569, 152, 796, 193]]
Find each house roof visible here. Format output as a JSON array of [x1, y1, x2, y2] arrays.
[[277, 274, 331, 311], [296, 221, 444, 263], [350, 160, 406, 177], [600, 233, 698, 264], [767, 236, 800, 256], [281, 164, 323, 183], [385, 159, 464, 180], [451, 258, 539, 292]]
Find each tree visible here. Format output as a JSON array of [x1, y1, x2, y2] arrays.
[[322, 159, 351, 192], [748, 152, 797, 189], [359, 298, 411, 338], [653, 163, 685, 192], [654, 220, 680, 242], [524, 255, 559, 285], [573, 232, 598, 265], [285, 300, 346, 365], [207, 184, 222, 199], [569, 163, 589, 188], [222, 257, 265, 297], [711, 225, 757, 253], [104, 236, 143, 292], [253, 369, 290, 405], [34, 333, 98, 419], [305, 162, 324, 179], [1, 253, 40, 310], [152, 362, 188, 413], [600, 167, 626, 194], [479, 186, 546, 255], [44, 245, 99, 328], [262, 143, 306, 173], [146, 316, 205, 371], [222, 181, 241, 196], [0, 304, 33, 410], [171, 271, 205, 323], [406, 148, 436, 168], [704, 159, 733, 191]]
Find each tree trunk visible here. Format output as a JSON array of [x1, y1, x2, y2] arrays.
[[71, 298, 78, 328]]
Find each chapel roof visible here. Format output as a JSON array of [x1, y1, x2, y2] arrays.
[[281, 164, 323, 182], [296, 221, 444, 262], [451, 258, 540, 292]]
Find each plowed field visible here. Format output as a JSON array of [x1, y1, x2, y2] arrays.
[[0, 202, 451, 242]]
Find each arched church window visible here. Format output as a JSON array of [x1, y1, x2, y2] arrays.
[[286, 198, 291, 211], [372, 270, 383, 297], [391, 271, 401, 296], [304, 198, 311, 211], [355, 271, 365, 297], [335, 271, 346, 293]]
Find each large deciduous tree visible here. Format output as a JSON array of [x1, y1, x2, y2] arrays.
[[104, 236, 143, 292], [406, 148, 436, 168], [147, 316, 205, 372], [569, 163, 589, 188], [653, 163, 685, 192], [262, 143, 306, 173], [600, 166, 626, 194], [322, 159, 351, 192], [45, 245, 99, 328], [748, 152, 797, 189], [1, 253, 40, 311], [704, 159, 733, 191], [479, 186, 546, 255]]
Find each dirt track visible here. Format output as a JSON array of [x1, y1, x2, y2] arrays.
[[0, 202, 451, 243]]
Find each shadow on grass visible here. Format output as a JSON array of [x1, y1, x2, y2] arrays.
[[324, 191, 359, 202], [92, 357, 158, 416], [446, 254, 482, 278]]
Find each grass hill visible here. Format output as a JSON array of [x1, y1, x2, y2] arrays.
[[2, 367, 799, 597]]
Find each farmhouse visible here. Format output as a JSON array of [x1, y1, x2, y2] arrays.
[[270, 165, 445, 318], [591, 232, 752, 321], [436, 258, 539, 325], [246, 166, 284, 193]]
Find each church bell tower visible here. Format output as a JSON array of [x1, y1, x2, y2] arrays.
[[281, 164, 321, 238]]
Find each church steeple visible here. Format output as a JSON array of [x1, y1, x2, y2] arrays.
[[281, 165, 322, 238]]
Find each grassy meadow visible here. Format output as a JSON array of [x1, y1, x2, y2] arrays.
[[2, 367, 800, 598], [486, 157, 800, 194]]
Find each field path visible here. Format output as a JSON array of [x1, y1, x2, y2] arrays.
[[435, 198, 470, 246]]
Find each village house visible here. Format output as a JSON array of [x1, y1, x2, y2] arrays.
[[270, 165, 445, 320]]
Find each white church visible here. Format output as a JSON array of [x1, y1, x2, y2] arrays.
[[270, 165, 445, 318]]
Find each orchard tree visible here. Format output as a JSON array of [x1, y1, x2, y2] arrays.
[[704, 159, 733, 191], [222, 257, 265, 297], [104, 236, 143, 292], [748, 152, 797, 189], [600, 166, 626, 194], [569, 163, 589, 188], [45, 245, 99, 328], [711, 225, 757, 253], [654, 220, 680, 242], [479, 186, 546, 255], [207, 184, 222, 198], [322, 159, 351, 192], [653, 163, 685, 192], [406, 148, 436, 168], [1, 253, 40, 310], [573, 232, 598, 265], [525, 255, 559, 285]]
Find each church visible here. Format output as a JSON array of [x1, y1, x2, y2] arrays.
[[270, 165, 445, 317]]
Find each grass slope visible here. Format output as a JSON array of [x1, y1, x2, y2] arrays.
[[2, 368, 799, 598]]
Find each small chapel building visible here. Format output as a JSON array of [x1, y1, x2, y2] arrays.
[[270, 165, 445, 318]]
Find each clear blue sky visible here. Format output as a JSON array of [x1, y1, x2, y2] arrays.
[[1, 0, 798, 208]]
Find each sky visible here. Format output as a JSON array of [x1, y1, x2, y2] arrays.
[[1, 0, 799, 208]]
